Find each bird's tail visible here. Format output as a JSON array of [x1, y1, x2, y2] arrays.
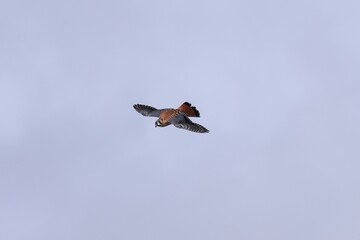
[[177, 102, 200, 117]]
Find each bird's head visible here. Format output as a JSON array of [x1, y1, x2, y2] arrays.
[[155, 118, 164, 128]]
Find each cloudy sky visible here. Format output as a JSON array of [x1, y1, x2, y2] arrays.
[[1, 0, 360, 239]]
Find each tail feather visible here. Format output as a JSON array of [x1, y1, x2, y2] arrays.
[[177, 102, 200, 117]]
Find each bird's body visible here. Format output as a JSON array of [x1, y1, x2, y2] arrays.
[[133, 102, 209, 133]]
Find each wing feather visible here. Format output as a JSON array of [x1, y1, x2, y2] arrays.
[[170, 112, 209, 133], [133, 104, 162, 117]]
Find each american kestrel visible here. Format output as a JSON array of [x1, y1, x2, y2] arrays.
[[133, 102, 209, 133]]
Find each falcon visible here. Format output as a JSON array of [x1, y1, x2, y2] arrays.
[[133, 102, 209, 133]]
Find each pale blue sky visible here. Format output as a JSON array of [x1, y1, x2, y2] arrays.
[[1, 0, 360, 239]]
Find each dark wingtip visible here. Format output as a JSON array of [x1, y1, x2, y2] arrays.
[[133, 104, 144, 112], [201, 127, 210, 133]]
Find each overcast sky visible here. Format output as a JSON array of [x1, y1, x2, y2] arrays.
[[1, 0, 360, 239]]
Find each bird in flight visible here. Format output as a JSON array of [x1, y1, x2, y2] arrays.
[[133, 102, 209, 133]]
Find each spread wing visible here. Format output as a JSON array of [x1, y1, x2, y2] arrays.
[[169, 112, 209, 133], [133, 104, 162, 117]]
